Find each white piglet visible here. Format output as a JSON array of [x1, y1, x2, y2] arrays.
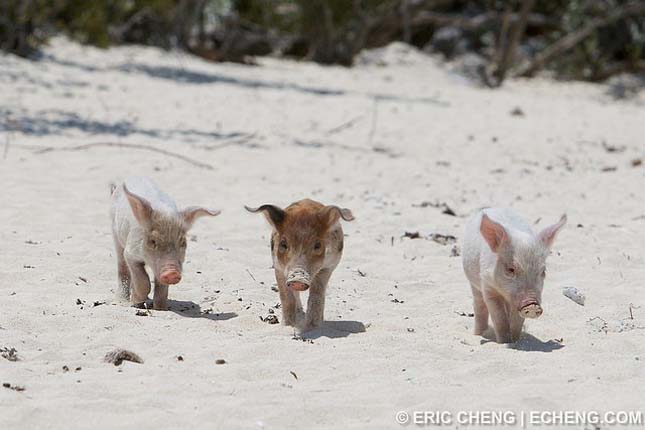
[[462, 208, 566, 343], [110, 177, 219, 310]]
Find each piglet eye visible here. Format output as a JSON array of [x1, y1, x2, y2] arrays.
[[314, 242, 322, 251], [180, 238, 187, 248], [505, 266, 516, 278], [148, 239, 157, 248], [279, 239, 288, 251]]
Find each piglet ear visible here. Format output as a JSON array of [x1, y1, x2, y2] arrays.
[[322, 205, 355, 228], [480, 213, 508, 253], [123, 185, 153, 227], [539, 214, 567, 248], [182, 206, 220, 229], [245, 204, 286, 230]]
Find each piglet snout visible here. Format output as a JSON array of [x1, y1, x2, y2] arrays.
[[287, 281, 309, 291], [160, 269, 182, 285], [518, 299, 543, 319], [286, 268, 311, 292]]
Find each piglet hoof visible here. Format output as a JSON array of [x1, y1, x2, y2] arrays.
[[132, 301, 148, 309], [301, 321, 322, 334], [519, 303, 543, 319], [282, 318, 296, 327], [495, 333, 513, 344]]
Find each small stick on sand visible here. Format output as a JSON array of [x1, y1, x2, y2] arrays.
[[33, 142, 214, 170], [3, 134, 9, 160], [246, 269, 257, 282], [3, 114, 17, 160], [326, 115, 363, 136], [629, 303, 640, 320], [366, 97, 379, 147]]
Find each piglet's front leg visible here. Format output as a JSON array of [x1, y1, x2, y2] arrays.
[[127, 259, 151, 307], [276, 271, 302, 326], [303, 269, 331, 332], [509, 311, 525, 342], [153, 280, 169, 311], [483, 288, 512, 343]]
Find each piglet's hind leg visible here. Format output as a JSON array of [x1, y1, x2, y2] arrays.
[[471, 284, 489, 335], [115, 240, 131, 301]]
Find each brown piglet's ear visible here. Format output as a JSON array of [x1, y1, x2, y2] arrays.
[[182, 206, 220, 229], [123, 185, 153, 227], [245, 204, 286, 229], [480, 213, 507, 253], [321, 205, 355, 228]]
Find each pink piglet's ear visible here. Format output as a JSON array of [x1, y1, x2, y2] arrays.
[[539, 214, 567, 248], [123, 185, 153, 227], [480, 213, 508, 253], [182, 206, 220, 229]]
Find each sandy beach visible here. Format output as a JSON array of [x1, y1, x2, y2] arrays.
[[1, 38, 644, 429]]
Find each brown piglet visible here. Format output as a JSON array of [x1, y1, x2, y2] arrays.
[[246, 199, 354, 332]]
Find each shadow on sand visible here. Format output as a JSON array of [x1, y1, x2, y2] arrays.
[[118, 63, 448, 106], [300, 320, 366, 340], [168, 300, 237, 322], [509, 334, 564, 352], [120, 63, 345, 96], [479, 329, 564, 352], [5, 108, 252, 143]]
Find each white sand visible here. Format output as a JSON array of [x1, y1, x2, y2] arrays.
[[1, 38, 644, 429]]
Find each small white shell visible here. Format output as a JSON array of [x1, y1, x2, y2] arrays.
[[562, 286, 585, 306]]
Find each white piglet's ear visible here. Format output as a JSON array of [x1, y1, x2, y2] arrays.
[[182, 206, 220, 229], [123, 185, 153, 227], [539, 214, 567, 248], [480, 213, 508, 253]]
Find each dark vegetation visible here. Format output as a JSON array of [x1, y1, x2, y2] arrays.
[[1, 0, 644, 85]]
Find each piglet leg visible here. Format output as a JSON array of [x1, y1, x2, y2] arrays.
[[470, 284, 489, 335], [114, 239, 131, 300], [127, 259, 151, 307], [509, 311, 525, 342], [303, 269, 331, 332], [483, 288, 512, 343], [153, 280, 169, 311], [276, 271, 299, 326]]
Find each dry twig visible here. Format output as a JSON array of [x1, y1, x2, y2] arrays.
[[33, 142, 214, 170]]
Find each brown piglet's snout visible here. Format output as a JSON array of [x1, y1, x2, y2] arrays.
[[287, 281, 309, 291], [287, 268, 311, 291]]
